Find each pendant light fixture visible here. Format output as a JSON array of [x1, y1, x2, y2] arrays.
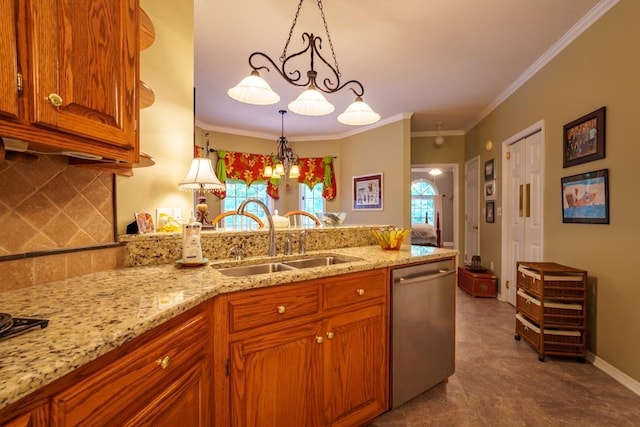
[[263, 110, 300, 180], [228, 0, 380, 126], [434, 121, 445, 146]]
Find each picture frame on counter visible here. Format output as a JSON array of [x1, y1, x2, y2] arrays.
[[353, 172, 383, 210], [561, 169, 609, 224], [563, 106, 606, 168], [135, 212, 155, 233]]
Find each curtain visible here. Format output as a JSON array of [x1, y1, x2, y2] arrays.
[[212, 150, 337, 201]]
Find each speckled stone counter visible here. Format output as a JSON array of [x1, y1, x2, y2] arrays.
[[119, 225, 386, 266], [0, 244, 457, 411]]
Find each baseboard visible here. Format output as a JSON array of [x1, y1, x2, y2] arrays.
[[587, 351, 640, 396]]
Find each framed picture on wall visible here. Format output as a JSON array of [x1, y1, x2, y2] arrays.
[[486, 201, 495, 223], [484, 180, 496, 201], [561, 169, 609, 224], [484, 159, 495, 181], [563, 106, 606, 168], [135, 212, 155, 233], [353, 172, 383, 210]]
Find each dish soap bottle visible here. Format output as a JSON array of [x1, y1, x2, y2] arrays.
[[182, 214, 203, 264]]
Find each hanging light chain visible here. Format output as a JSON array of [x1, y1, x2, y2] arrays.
[[280, 0, 340, 77]]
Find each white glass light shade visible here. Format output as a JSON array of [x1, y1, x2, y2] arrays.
[[274, 163, 285, 177], [288, 87, 335, 116], [429, 168, 442, 176], [337, 96, 380, 126], [178, 158, 225, 191], [435, 135, 445, 145], [289, 164, 300, 179], [263, 165, 273, 178], [228, 70, 280, 105]]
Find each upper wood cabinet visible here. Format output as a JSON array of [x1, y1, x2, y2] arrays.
[[0, 0, 139, 163]]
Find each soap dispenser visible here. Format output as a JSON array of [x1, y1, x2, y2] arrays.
[[182, 213, 203, 264]]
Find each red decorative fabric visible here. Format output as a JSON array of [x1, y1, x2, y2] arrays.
[[297, 157, 337, 200], [210, 150, 335, 201]]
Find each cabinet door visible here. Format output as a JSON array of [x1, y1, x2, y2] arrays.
[[3, 404, 48, 427], [323, 304, 387, 427], [230, 322, 324, 427], [0, 0, 20, 119], [27, 0, 138, 149], [124, 358, 211, 427]]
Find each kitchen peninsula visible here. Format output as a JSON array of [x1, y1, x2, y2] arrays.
[[0, 227, 457, 425]]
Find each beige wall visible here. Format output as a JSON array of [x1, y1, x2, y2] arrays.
[[200, 117, 411, 228], [116, 0, 195, 234], [466, 0, 640, 382]]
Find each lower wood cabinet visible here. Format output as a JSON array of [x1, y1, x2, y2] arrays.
[[50, 306, 212, 426], [218, 268, 389, 427]]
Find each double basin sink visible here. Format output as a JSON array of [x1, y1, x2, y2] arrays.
[[215, 255, 360, 277]]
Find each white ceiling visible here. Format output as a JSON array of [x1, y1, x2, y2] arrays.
[[194, 0, 612, 140]]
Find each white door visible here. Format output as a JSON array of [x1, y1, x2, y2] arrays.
[[464, 157, 480, 265], [503, 129, 543, 305]]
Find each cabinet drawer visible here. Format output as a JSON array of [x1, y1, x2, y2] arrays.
[[229, 284, 320, 333], [51, 310, 210, 426], [324, 269, 387, 310]]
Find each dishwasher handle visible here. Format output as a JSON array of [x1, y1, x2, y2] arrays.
[[395, 269, 455, 285]]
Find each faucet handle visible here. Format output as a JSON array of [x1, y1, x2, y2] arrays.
[[284, 235, 293, 256], [229, 244, 245, 260], [299, 230, 307, 255]]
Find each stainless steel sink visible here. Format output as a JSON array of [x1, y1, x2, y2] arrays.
[[282, 256, 351, 269], [215, 255, 362, 277], [217, 262, 296, 277]]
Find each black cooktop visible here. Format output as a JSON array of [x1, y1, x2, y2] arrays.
[[0, 313, 49, 341]]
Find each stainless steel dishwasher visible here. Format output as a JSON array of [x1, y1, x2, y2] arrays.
[[391, 258, 456, 408]]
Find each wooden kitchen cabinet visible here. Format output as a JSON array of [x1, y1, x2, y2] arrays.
[[0, 0, 139, 163], [219, 269, 389, 427], [2, 404, 48, 427], [50, 306, 212, 426]]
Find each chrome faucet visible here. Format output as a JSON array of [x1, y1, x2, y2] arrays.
[[237, 199, 276, 256]]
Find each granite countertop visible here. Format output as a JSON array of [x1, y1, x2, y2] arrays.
[[0, 245, 457, 410]]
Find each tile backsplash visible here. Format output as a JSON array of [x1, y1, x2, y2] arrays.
[[0, 153, 123, 291]]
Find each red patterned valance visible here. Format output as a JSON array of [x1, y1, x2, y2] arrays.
[[211, 149, 336, 201]]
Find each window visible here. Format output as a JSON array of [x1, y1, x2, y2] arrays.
[[411, 179, 438, 224], [300, 183, 325, 217], [220, 179, 272, 229]]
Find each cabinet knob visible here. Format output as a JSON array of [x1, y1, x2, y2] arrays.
[[46, 93, 63, 107], [316, 336, 324, 344], [156, 355, 170, 369], [326, 332, 334, 340], [277, 305, 286, 314], [356, 288, 365, 296]]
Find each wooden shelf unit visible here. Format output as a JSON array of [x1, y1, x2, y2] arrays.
[[514, 261, 587, 361]]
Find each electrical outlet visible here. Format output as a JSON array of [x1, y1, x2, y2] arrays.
[[490, 261, 494, 270], [496, 207, 502, 216], [173, 208, 182, 221]]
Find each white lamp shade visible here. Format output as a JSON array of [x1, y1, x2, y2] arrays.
[[263, 165, 273, 177], [274, 163, 285, 176], [435, 135, 445, 145], [179, 158, 225, 191], [289, 164, 300, 179], [288, 87, 335, 116], [337, 97, 380, 125], [228, 70, 280, 105]]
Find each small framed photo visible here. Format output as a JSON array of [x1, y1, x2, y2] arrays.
[[353, 172, 383, 210], [484, 159, 495, 181], [486, 201, 495, 223], [135, 212, 155, 233], [561, 169, 609, 224], [484, 180, 496, 201], [563, 106, 606, 168]]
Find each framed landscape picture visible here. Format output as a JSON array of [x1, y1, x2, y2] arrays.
[[561, 169, 609, 224], [353, 172, 383, 210], [563, 106, 606, 168]]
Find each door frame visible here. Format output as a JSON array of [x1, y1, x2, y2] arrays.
[[464, 156, 480, 265], [410, 163, 460, 250], [499, 120, 545, 302]]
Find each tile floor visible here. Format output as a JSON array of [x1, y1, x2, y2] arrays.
[[371, 288, 640, 426]]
